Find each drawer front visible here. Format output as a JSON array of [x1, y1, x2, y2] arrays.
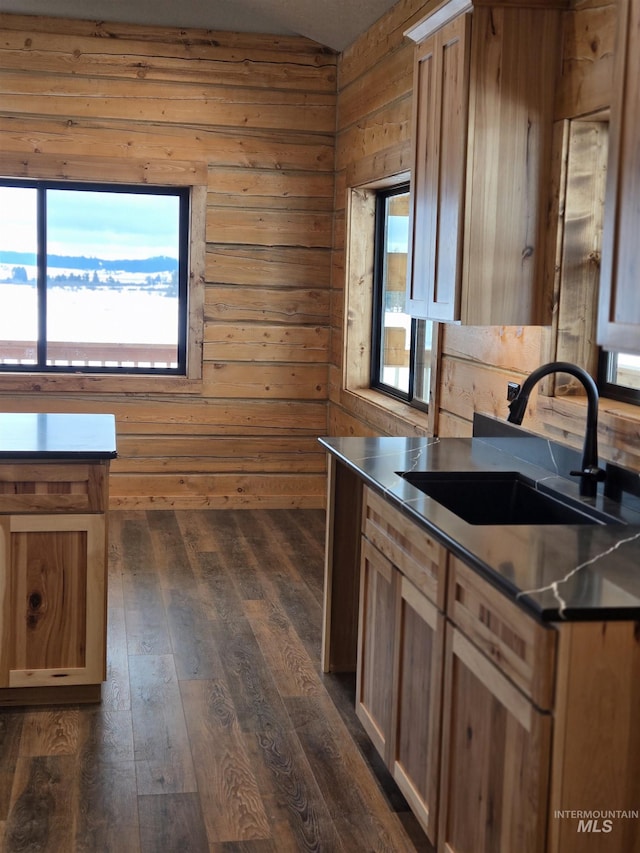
[[362, 486, 447, 610], [448, 557, 556, 709], [0, 462, 108, 513]]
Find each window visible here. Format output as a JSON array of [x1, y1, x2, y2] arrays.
[[0, 179, 189, 375], [371, 186, 432, 407], [598, 350, 640, 405]]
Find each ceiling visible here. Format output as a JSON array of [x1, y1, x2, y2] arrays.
[[0, 0, 400, 51]]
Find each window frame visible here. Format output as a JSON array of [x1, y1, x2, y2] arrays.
[[0, 177, 190, 377], [370, 184, 430, 412], [597, 349, 640, 406]]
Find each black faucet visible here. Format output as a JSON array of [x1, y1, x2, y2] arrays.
[[507, 361, 605, 497]]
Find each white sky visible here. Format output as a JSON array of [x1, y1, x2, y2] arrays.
[[0, 185, 180, 260]]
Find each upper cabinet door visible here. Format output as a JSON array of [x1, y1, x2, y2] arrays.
[[598, 0, 640, 355], [406, 0, 562, 326], [406, 10, 471, 322]]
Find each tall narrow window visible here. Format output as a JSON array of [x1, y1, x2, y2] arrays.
[[371, 185, 433, 408], [0, 179, 189, 375]]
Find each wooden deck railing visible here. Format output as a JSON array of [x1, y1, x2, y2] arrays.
[[0, 340, 177, 368]]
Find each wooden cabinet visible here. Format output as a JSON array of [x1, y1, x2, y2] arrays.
[[406, 9, 470, 321], [439, 558, 555, 853], [392, 575, 444, 839], [0, 458, 111, 706], [357, 487, 447, 842], [356, 538, 397, 759], [598, 0, 640, 354], [332, 473, 640, 852], [406, 0, 562, 325]]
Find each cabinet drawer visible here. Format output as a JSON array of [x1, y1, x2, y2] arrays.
[[447, 557, 556, 709], [362, 486, 447, 609], [0, 462, 107, 513]]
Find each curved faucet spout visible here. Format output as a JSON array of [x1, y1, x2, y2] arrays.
[[507, 361, 605, 497]]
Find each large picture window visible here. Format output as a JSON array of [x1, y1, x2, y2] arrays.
[[0, 179, 189, 375], [371, 185, 432, 408]]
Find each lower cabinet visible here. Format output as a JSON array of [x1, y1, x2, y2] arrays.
[[392, 575, 444, 841], [439, 624, 551, 853], [357, 489, 446, 844], [356, 537, 397, 760], [0, 513, 107, 691], [350, 484, 640, 853]]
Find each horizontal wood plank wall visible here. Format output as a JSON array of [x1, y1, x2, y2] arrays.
[[328, 0, 640, 474], [330, 0, 439, 437], [0, 13, 337, 509]]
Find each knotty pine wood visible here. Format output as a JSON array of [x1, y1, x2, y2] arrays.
[[0, 13, 335, 509], [554, 0, 616, 121], [0, 508, 432, 851], [327, 0, 640, 479], [555, 120, 608, 379], [439, 624, 552, 853]]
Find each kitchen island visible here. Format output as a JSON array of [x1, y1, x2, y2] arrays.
[[0, 413, 117, 707], [320, 429, 640, 853]]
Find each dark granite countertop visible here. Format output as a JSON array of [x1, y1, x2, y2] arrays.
[[319, 425, 640, 623], [0, 413, 117, 459]]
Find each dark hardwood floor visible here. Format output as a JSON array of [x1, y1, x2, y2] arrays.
[[0, 509, 433, 852]]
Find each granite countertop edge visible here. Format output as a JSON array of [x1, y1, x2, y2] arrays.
[[319, 435, 640, 623], [0, 413, 118, 459]]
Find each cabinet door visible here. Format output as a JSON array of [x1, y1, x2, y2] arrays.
[[0, 514, 106, 688], [406, 3, 560, 326], [598, 0, 640, 354], [439, 625, 551, 853], [356, 538, 397, 762], [391, 576, 444, 844], [406, 11, 471, 321]]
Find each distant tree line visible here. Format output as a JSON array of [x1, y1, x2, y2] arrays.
[[5, 266, 178, 296]]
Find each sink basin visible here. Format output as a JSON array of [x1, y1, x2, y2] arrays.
[[399, 470, 621, 526]]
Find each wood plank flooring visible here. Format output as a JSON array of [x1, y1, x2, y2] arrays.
[[0, 509, 433, 852]]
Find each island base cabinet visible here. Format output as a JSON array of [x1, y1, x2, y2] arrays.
[[438, 624, 551, 853], [0, 514, 106, 699]]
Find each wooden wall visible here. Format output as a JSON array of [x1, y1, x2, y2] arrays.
[[0, 13, 337, 508], [329, 0, 640, 473], [1, 0, 638, 508]]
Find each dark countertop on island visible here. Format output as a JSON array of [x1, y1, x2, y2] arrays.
[[319, 431, 640, 623], [0, 413, 117, 459]]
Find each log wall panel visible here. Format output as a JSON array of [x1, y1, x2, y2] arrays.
[[328, 0, 640, 478], [205, 286, 330, 325], [0, 13, 336, 508], [206, 247, 331, 288], [0, 116, 335, 171]]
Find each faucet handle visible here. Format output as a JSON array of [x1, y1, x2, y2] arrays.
[[570, 466, 606, 480], [570, 465, 606, 497]]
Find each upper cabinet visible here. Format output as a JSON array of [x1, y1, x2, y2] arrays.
[[405, 0, 563, 325], [598, 0, 640, 355]]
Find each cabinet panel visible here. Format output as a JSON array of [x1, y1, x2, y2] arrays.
[[0, 514, 106, 689], [392, 576, 444, 843], [356, 538, 397, 760], [406, 12, 470, 322], [448, 556, 556, 708], [406, 2, 560, 325], [461, 6, 559, 325], [598, 0, 640, 353], [0, 461, 108, 513], [439, 624, 551, 853], [362, 486, 447, 609]]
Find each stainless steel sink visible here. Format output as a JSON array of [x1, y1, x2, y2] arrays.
[[399, 470, 622, 526]]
